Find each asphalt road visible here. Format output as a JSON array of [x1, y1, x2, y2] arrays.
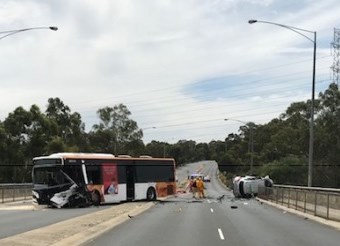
[[0, 204, 107, 239], [0, 161, 207, 240], [86, 161, 340, 246]]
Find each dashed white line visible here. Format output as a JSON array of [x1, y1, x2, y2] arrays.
[[218, 228, 225, 240], [210, 208, 214, 213]]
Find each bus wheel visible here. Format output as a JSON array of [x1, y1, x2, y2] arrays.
[[91, 190, 100, 206], [146, 187, 156, 201]]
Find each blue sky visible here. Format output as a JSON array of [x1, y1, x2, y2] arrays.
[[0, 0, 339, 144]]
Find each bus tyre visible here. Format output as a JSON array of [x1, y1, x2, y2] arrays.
[[91, 190, 100, 206], [146, 187, 156, 201]]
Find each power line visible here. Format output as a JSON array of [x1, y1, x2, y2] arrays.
[[66, 55, 332, 106], [78, 73, 330, 117], [77, 68, 331, 113], [145, 109, 283, 130], [80, 78, 330, 121]]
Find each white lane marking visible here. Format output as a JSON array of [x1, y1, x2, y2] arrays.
[[218, 228, 225, 240], [210, 208, 214, 213]]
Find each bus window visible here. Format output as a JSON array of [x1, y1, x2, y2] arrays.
[[86, 165, 101, 184], [33, 167, 68, 186], [135, 160, 175, 183], [63, 165, 85, 185], [117, 165, 127, 183]]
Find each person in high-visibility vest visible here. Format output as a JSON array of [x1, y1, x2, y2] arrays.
[[191, 178, 197, 198], [196, 177, 205, 199]]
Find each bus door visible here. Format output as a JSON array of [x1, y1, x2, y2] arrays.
[[126, 165, 135, 201]]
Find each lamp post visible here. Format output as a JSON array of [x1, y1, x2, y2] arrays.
[[248, 19, 316, 187], [0, 26, 58, 180], [224, 118, 254, 173], [0, 26, 58, 40]]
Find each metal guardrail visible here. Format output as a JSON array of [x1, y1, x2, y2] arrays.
[[258, 185, 340, 222], [0, 184, 33, 203]]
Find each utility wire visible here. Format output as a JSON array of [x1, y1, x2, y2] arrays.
[[80, 78, 330, 120], [66, 55, 331, 106]]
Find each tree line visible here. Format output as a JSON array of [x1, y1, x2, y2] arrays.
[[218, 83, 340, 188], [0, 83, 339, 187]]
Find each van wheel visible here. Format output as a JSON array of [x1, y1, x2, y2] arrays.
[[146, 187, 156, 201], [91, 190, 100, 206]]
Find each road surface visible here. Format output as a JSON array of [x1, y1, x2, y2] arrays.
[[0, 203, 107, 239], [86, 161, 340, 246]]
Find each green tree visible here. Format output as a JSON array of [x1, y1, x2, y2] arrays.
[[45, 97, 86, 151], [145, 141, 167, 158], [314, 83, 340, 187], [46, 136, 67, 154], [195, 143, 210, 160], [3, 107, 31, 164], [26, 105, 57, 157], [176, 140, 197, 163], [258, 156, 307, 185], [90, 104, 142, 155], [0, 122, 10, 182], [2, 107, 32, 182]]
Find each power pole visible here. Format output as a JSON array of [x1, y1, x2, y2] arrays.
[[250, 126, 254, 174], [331, 28, 340, 86]]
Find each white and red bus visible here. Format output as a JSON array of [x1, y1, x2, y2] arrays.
[[32, 153, 176, 207]]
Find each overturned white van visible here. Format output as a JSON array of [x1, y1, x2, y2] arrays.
[[232, 175, 273, 198]]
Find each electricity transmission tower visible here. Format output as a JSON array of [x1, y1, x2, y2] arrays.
[[331, 28, 340, 86]]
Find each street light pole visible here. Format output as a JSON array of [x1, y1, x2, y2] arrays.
[[248, 19, 316, 187], [0, 26, 58, 40], [224, 118, 254, 173]]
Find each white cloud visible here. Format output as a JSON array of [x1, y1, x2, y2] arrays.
[[0, 0, 339, 144]]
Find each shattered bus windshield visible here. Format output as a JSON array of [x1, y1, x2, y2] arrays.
[[34, 167, 71, 186]]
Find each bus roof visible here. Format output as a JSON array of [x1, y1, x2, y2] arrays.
[[33, 152, 175, 162]]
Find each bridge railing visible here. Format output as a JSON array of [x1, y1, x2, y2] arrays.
[[258, 185, 340, 222], [0, 184, 33, 203]]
